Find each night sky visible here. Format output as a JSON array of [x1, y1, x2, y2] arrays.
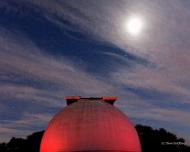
[[0, 0, 190, 144]]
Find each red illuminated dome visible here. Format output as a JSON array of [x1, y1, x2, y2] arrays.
[[40, 97, 141, 152]]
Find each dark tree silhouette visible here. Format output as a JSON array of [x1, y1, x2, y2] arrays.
[[135, 124, 190, 152], [0, 131, 44, 152], [0, 125, 189, 152]]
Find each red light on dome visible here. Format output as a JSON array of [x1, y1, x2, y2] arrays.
[[102, 96, 117, 105], [102, 96, 118, 101], [40, 97, 142, 152], [64, 96, 81, 100]]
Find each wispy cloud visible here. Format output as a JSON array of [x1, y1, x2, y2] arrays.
[[26, 0, 190, 102], [0, 27, 114, 96], [111, 64, 190, 103], [0, 112, 52, 142]]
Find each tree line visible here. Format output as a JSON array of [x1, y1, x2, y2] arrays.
[[0, 124, 190, 152]]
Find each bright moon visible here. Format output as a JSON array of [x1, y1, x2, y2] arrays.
[[126, 16, 144, 36]]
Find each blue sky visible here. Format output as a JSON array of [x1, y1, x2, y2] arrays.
[[0, 0, 190, 144]]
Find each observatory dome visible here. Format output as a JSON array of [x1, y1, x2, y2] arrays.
[[40, 97, 141, 152]]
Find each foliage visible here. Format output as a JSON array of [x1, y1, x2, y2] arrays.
[[0, 125, 189, 152]]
